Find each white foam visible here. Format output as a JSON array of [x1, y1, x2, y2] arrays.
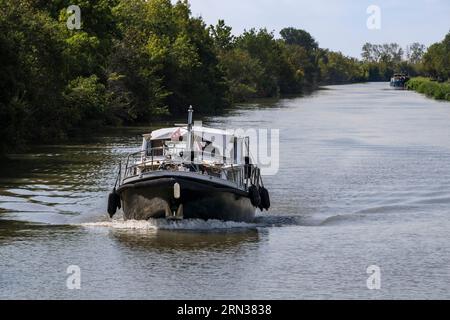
[[81, 218, 256, 230]]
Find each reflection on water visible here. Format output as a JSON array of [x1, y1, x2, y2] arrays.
[[1, 83, 450, 299], [110, 228, 260, 251], [82, 218, 261, 251]]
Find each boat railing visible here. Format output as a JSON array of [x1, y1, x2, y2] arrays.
[[121, 148, 249, 189]]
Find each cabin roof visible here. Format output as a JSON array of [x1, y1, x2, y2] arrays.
[[145, 126, 238, 141]]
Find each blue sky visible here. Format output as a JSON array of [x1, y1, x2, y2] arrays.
[[187, 0, 450, 58]]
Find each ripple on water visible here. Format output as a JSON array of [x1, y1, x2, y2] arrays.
[[1, 83, 450, 299]]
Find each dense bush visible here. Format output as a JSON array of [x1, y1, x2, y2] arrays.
[[406, 77, 450, 101], [422, 32, 450, 82]]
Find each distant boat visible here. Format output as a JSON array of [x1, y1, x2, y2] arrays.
[[390, 73, 410, 89], [107, 106, 270, 222]]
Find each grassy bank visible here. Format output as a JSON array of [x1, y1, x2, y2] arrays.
[[406, 77, 450, 101]]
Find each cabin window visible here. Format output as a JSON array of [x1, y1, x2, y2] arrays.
[[147, 140, 167, 156]]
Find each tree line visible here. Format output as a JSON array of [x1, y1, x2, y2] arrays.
[[0, 0, 364, 154], [404, 32, 450, 101], [361, 42, 425, 80], [422, 32, 450, 82], [361, 30, 450, 82], [360, 31, 450, 101], [0, 0, 449, 154]]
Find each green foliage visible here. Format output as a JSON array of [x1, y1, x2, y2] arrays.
[[361, 42, 403, 64], [219, 27, 321, 99], [1, 0, 447, 155], [282, 42, 318, 89], [0, 0, 68, 150], [235, 29, 284, 97], [209, 20, 234, 51], [360, 41, 431, 81], [0, 0, 230, 154], [406, 43, 426, 65], [112, 0, 228, 116], [0, 98, 28, 154], [218, 49, 263, 102], [64, 32, 101, 77], [280, 27, 318, 51], [318, 50, 365, 84], [63, 75, 107, 128], [406, 77, 450, 101], [422, 31, 450, 81]]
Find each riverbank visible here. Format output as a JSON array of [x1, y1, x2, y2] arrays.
[[406, 77, 450, 101]]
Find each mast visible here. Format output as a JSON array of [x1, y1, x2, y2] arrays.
[[187, 105, 194, 162]]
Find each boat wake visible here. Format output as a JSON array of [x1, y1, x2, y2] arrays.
[[79, 213, 310, 231], [81, 218, 257, 231]]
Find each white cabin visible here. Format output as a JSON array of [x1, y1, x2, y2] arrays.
[[141, 126, 249, 166]]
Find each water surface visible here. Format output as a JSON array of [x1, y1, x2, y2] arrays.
[[1, 83, 449, 299]]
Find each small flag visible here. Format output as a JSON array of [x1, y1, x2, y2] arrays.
[[171, 128, 182, 141]]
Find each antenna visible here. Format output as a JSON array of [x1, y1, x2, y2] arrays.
[[187, 106, 194, 161], [188, 105, 194, 131]]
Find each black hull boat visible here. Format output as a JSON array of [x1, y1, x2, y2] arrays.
[[107, 106, 270, 223], [117, 174, 255, 222], [390, 73, 410, 89]]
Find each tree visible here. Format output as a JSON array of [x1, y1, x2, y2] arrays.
[[235, 28, 283, 97], [210, 19, 234, 51], [0, 0, 68, 152], [421, 31, 450, 81], [111, 0, 228, 116], [423, 43, 446, 80], [406, 42, 426, 65], [362, 42, 403, 63], [6, 0, 446, 155], [63, 75, 107, 128], [361, 42, 411, 80], [362, 42, 375, 62], [280, 27, 318, 51], [219, 49, 263, 102], [319, 50, 365, 84]]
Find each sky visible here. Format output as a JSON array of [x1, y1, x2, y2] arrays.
[[186, 0, 450, 58]]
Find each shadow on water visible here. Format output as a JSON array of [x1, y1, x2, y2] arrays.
[[0, 217, 265, 253], [0, 219, 79, 244], [109, 228, 262, 251]]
